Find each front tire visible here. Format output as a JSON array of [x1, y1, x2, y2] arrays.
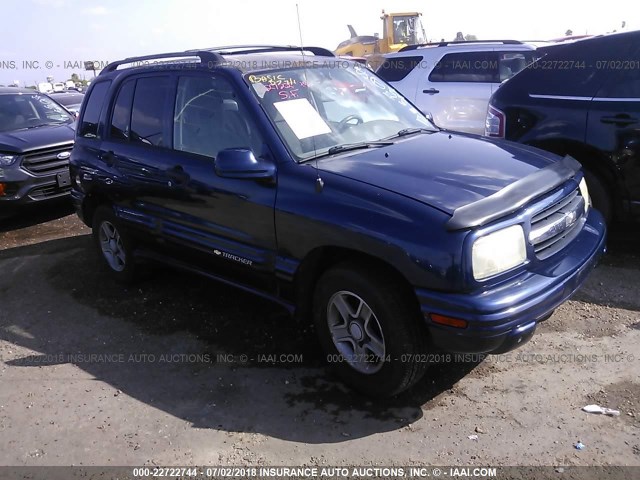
[[92, 206, 137, 283], [313, 263, 428, 397]]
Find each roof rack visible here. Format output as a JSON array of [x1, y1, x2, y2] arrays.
[[101, 50, 224, 75], [399, 39, 523, 52], [101, 45, 336, 76], [200, 45, 335, 57]]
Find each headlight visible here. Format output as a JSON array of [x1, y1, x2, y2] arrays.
[[0, 154, 18, 166], [579, 177, 590, 214], [472, 225, 527, 281]]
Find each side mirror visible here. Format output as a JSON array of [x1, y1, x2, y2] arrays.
[[214, 148, 276, 180]]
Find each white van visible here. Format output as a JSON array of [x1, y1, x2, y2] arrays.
[[37, 82, 53, 93]]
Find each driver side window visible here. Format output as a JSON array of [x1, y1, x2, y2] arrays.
[[173, 75, 263, 159]]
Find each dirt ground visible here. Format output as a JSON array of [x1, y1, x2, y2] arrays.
[[0, 203, 638, 468]]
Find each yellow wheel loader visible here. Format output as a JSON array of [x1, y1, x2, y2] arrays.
[[335, 11, 426, 57]]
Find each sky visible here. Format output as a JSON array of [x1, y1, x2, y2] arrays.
[[0, 0, 637, 85]]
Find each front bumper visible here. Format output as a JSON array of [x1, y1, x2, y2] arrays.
[[0, 165, 71, 207], [416, 208, 607, 354], [70, 188, 88, 224]]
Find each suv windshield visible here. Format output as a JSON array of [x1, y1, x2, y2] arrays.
[[0, 93, 74, 132], [247, 63, 434, 161]]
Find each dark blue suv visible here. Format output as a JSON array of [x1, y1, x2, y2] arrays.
[[70, 46, 606, 397], [486, 30, 640, 224]]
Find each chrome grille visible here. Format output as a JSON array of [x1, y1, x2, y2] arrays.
[[21, 144, 73, 175], [529, 187, 586, 260]]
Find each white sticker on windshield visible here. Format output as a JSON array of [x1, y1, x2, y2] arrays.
[[274, 98, 332, 139]]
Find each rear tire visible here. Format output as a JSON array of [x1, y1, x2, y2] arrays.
[[584, 169, 612, 223], [313, 263, 428, 397], [92, 205, 137, 283]]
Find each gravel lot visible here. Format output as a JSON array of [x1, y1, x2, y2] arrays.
[[0, 203, 638, 468]]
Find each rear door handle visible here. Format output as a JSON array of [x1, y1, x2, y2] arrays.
[[166, 165, 190, 185], [423, 88, 440, 95], [600, 115, 638, 126]]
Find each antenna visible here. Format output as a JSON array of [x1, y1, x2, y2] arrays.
[[296, 3, 324, 193]]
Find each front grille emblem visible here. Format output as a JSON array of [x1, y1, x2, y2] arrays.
[[565, 209, 578, 229]]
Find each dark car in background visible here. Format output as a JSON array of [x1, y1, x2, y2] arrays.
[[486, 30, 640, 223], [49, 91, 85, 115], [70, 46, 605, 397], [0, 87, 75, 211]]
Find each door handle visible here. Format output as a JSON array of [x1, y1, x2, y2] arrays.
[[99, 150, 116, 167], [600, 115, 638, 126], [166, 165, 190, 185], [423, 88, 440, 95]]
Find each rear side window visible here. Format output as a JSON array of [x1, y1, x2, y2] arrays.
[[498, 51, 539, 82], [377, 56, 423, 82], [79, 81, 111, 138], [429, 52, 499, 83], [109, 80, 135, 140], [130, 77, 171, 147], [520, 35, 635, 97], [595, 44, 640, 99]]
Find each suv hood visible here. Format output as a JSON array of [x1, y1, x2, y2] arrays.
[[0, 123, 75, 154], [317, 132, 558, 215]]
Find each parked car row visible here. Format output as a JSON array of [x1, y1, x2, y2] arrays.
[[378, 30, 640, 224], [66, 45, 605, 397]]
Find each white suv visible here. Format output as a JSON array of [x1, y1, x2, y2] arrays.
[[376, 41, 538, 135]]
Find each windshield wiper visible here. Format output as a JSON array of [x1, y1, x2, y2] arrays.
[[22, 124, 55, 130], [19, 121, 70, 130], [395, 127, 438, 137], [300, 141, 392, 163], [326, 141, 393, 156]]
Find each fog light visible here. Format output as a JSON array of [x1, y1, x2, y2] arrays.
[[430, 313, 468, 329]]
